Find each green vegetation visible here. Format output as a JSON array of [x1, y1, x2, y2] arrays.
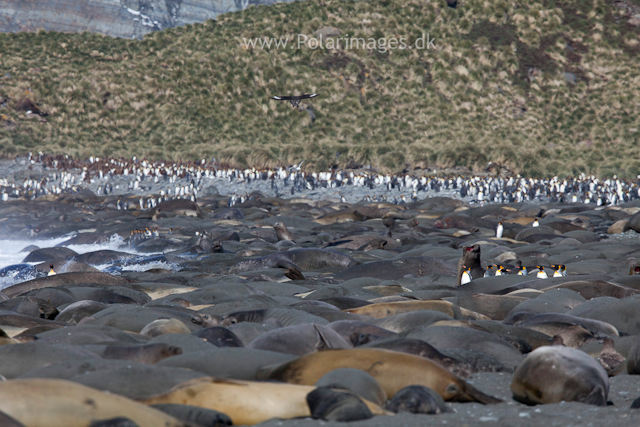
[[0, 0, 639, 177]]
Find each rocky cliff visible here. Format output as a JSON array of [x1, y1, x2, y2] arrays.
[[0, 0, 293, 39]]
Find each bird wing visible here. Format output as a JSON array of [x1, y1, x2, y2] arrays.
[[300, 93, 319, 100], [271, 96, 294, 101]]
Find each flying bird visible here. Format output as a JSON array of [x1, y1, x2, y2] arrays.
[[271, 93, 319, 107]]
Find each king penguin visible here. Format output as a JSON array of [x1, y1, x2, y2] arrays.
[[461, 266, 472, 285], [536, 266, 548, 279], [496, 221, 504, 238], [48, 264, 57, 276]]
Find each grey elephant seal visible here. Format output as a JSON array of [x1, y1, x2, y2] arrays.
[[457, 245, 484, 286], [511, 345, 609, 406], [306, 387, 374, 422], [386, 385, 452, 414]]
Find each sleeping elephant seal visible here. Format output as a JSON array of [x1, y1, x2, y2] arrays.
[[511, 345, 609, 406], [386, 385, 451, 414], [230, 249, 357, 274], [306, 387, 374, 422], [263, 348, 501, 403], [143, 377, 389, 425], [0, 378, 185, 427]]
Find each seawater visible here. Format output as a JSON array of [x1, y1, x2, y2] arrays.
[[0, 233, 177, 289]]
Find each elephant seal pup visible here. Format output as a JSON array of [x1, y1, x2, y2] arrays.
[[263, 348, 501, 403], [386, 385, 452, 414], [143, 377, 389, 425], [81, 343, 183, 364], [315, 368, 386, 406], [511, 345, 610, 406], [192, 327, 244, 348], [0, 378, 184, 427], [457, 245, 484, 286], [306, 387, 374, 422], [273, 222, 296, 242], [140, 318, 191, 337]]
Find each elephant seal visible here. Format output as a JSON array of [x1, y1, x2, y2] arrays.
[[306, 387, 374, 422], [143, 377, 388, 425], [457, 245, 484, 286], [0, 411, 25, 427], [264, 348, 501, 403], [0, 378, 184, 427], [150, 404, 232, 427], [248, 324, 351, 355], [230, 249, 357, 274], [597, 337, 625, 377], [273, 222, 296, 242], [81, 343, 183, 364], [221, 308, 329, 327], [89, 417, 139, 427], [2, 272, 132, 298], [511, 346, 609, 406], [346, 300, 489, 321], [386, 385, 452, 414], [626, 337, 640, 375], [191, 313, 221, 328], [315, 368, 386, 406], [192, 327, 244, 348], [140, 319, 191, 337], [362, 338, 472, 378]]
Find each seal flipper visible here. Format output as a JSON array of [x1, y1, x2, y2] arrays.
[[454, 382, 503, 404], [582, 386, 608, 406], [314, 324, 334, 351]]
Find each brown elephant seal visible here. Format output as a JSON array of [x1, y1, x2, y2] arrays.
[[385, 385, 452, 414], [511, 345, 610, 406], [263, 348, 501, 403], [597, 337, 625, 377], [143, 377, 388, 425], [362, 338, 472, 378], [0, 378, 184, 427], [306, 387, 374, 422], [457, 245, 484, 286], [519, 322, 597, 348], [82, 343, 183, 364], [346, 300, 489, 321], [191, 313, 222, 328], [273, 222, 296, 242], [140, 318, 191, 337]]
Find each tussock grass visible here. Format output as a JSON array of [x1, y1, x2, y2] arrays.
[[0, 0, 639, 177]]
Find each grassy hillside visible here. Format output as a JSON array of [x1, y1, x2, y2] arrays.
[[1, 0, 640, 177]]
